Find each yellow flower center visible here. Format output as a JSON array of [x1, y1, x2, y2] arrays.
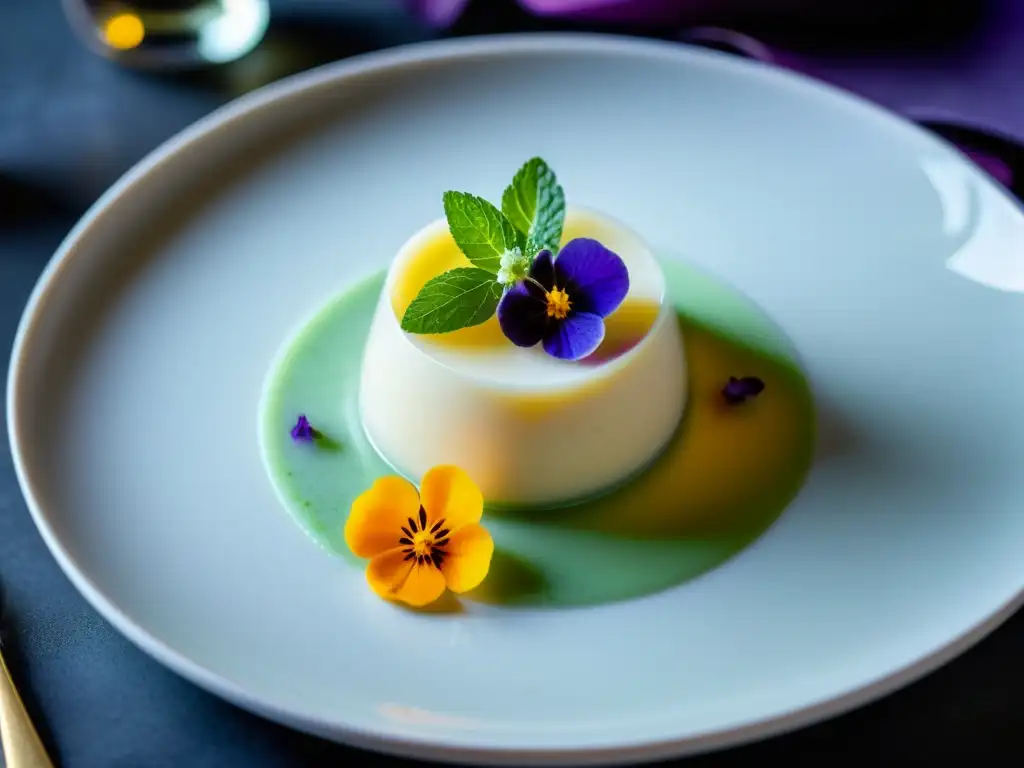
[[546, 287, 571, 319], [398, 507, 451, 569], [411, 530, 433, 555]]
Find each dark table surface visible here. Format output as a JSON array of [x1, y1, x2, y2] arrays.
[[2, 1, 1023, 766]]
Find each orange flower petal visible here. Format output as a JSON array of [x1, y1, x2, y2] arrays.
[[440, 523, 494, 593], [419, 465, 483, 531], [367, 548, 447, 607], [344, 476, 421, 558]]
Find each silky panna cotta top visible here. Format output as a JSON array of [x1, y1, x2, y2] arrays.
[[358, 206, 687, 505], [388, 207, 667, 387]]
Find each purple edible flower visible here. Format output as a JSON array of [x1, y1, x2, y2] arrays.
[[497, 239, 630, 361], [722, 376, 765, 405], [290, 414, 320, 442]]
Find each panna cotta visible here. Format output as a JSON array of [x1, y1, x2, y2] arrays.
[[359, 206, 687, 506]]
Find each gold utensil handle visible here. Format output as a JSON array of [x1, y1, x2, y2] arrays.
[[0, 649, 55, 768]]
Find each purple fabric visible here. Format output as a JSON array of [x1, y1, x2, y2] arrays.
[[404, 1, 1024, 195], [408, 0, 906, 27], [676, 30, 1023, 197], [961, 149, 1013, 187], [520, 0, 701, 24], [405, 0, 471, 28]]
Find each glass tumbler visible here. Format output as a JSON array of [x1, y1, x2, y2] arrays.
[[62, 0, 270, 70]]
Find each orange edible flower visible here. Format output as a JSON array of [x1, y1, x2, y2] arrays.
[[344, 466, 495, 607]]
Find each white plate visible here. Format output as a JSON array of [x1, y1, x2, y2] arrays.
[[8, 34, 1024, 765]]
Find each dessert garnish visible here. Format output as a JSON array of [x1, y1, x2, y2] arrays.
[[400, 157, 630, 361], [721, 376, 765, 405], [289, 414, 341, 450], [290, 414, 319, 442], [344, 465, 494, 607], [497, 245, 629, 361]]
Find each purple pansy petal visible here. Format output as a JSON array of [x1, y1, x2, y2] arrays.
[[542, 311, 605, 361], [529, 249, 556, 291], [497, 284, 548, 348], [553, 238, 630, 317]]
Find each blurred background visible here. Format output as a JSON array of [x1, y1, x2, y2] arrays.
[[2, 0, 1019, 220], [2, 1, 1023, 766]]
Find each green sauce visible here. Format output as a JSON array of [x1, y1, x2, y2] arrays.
[[259, 258, 815, 608]]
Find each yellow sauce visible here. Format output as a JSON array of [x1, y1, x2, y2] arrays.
[[390, 218, 660, 354]]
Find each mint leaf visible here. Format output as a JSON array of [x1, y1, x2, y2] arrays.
[[442, 191, 520, 273], [400, 267, 502, 335], [501, 157, 566, 254]]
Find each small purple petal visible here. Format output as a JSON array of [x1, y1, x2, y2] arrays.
[[553, 238, 629, 318], [290, 414, 319, 442], [721, 376, 765, 405], [497, 283, 548, 348], [529, 249, 556, 291], [542, 311, 605, 361]]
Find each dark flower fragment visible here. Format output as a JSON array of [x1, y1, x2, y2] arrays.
[[722, 376, 765, 405], [290, 414, 320, 442]]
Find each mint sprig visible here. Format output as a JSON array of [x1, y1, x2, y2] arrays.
[[443, 192, 521, 273], [501, 157, 566, 254], [400, 158, 566, 336], [400, 267, 502, 335]]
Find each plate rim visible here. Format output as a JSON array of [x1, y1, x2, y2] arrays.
[[7, 31, 1024, 765]]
